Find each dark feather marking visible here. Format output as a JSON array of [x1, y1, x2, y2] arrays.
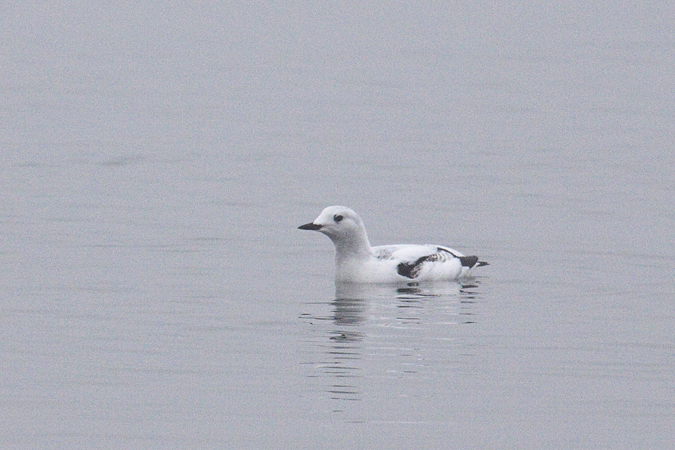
[[459, 256, 479, 268], [399, 247, 456, 278], [437, 247, 459, 257], [440, 247, 488, 269], [459, 256, 490, 268], [397, 247, 489, 278], [397, 255, 432, 279]]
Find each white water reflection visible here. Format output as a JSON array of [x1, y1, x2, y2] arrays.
[[300, 281, 485, 406]]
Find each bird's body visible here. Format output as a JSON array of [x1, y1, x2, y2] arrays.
[[298, 206, 488, 284]]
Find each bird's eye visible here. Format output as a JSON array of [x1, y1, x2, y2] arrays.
[[333, 214, 344, 223]]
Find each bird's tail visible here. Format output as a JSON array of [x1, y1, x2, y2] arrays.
[[459, 256, 489, 268]]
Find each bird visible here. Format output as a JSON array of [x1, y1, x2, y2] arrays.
[[298, 206, 488, 283]]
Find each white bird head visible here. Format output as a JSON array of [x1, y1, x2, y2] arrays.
[[298, 206, 372, 255]]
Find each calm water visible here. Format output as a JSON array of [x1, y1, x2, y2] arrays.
[[2, 2, 674, 449]]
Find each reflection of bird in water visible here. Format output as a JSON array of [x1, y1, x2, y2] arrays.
[[336, 280, 463, 299], [299, 206, 488, 283], [302, 280, 485, 404], [324, 299, 364, 402], [332, 297, 367, 327], [336, 280, 482, 325]]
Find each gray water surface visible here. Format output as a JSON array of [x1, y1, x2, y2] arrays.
[[2, 2, 674, 449]]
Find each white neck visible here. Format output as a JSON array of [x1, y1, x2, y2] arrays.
[[331, 229, 372, 261]]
